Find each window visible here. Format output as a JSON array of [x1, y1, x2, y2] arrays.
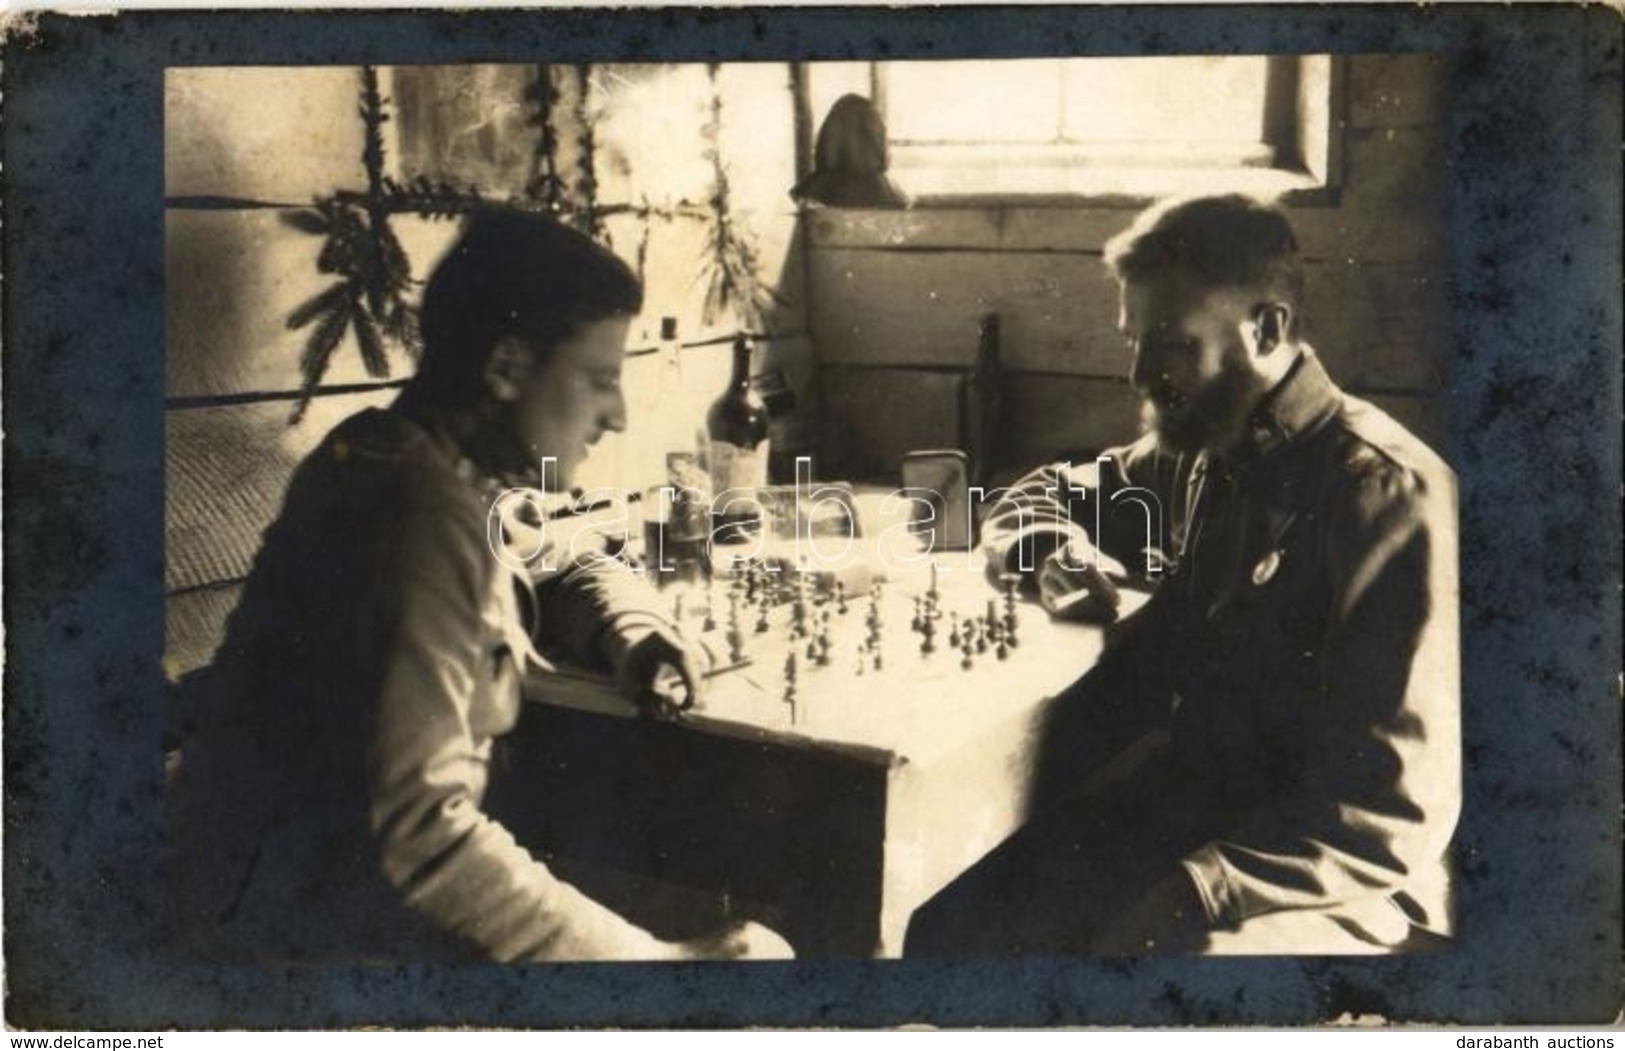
[[866, 56, 1338, 203]]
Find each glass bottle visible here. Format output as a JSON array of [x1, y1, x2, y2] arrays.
[[707, 335, 770, 541], [649, 317, 711, 585]]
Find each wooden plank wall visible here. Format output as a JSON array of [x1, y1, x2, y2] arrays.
[[806, 54, 1453, 480], [164, 64, 809, 677]]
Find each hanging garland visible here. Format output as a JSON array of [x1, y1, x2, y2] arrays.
[[281, 67, 487, 424], [573, 65, 607, 243], [634, 194, 654, 290], [523, 64, 569, 215], [698, 63, 783, 333], [283, 62, 784, 424], [282, 68, 425, 424]]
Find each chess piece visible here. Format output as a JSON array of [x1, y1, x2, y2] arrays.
[[960, 632, 974, 671], [755, 598, 771, 634], [911, 596, 924, 634], [834, 580, 848, 616], [727, 627, 746, 665], [921, 616, 936, 656], [1001, 572, 1021, 644], [996, 638, 1009, 661], [947, 612, 961, 649], [975, 618, 988, 655], [791, 565, 811, 638]]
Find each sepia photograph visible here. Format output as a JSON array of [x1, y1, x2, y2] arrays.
[[160, 54, 1461, 965], [4, 4, 1620, 1032]]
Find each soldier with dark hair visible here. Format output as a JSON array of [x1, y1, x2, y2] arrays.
[[168, 209, 793, 963], [909, 194, 1459, 956]]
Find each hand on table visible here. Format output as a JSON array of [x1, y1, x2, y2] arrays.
[[674, 920, 797, 961], [612, 622, 712, 720], [1037, 540, 1126, 624]]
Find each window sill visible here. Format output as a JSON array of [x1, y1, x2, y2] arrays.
[[892, 162, 1333, 209]]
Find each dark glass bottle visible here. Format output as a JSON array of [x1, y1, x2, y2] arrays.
[[707, 336, 770, 540], [963, 312, 1003, 487]]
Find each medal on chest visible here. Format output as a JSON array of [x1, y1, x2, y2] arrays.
[[1251, 548, 1283, 586]]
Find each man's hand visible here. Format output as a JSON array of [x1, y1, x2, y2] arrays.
[[1037, 542, 1125, 623], [611, 623, 711, 720], [674, 920, 796, 961]]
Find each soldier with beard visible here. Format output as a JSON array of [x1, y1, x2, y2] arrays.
[[907, 195, 1460, 956]]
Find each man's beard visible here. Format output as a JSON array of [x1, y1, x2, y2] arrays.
[[1139, 366, 1258, 455]]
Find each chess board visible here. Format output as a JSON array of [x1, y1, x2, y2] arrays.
[[532, 546, 1148, 763]]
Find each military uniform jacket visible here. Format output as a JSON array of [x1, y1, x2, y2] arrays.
[[167, 405, 678, 962], [982, 350, 1460, 937]]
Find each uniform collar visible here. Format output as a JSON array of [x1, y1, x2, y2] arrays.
[[1233, 346, 1343, 466], [393, 387, 545, 498]]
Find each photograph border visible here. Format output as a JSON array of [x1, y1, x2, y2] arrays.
[[3, 4, 1620, 1029]]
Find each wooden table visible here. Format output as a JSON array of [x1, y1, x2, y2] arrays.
[[493, 516, 1151, 958]]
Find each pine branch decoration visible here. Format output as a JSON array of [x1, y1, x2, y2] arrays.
[[573, 65, 606, 242], [698, 63, 784, 332], [524, 65, 569, 215], [280, 66, 457, 424], [280, 63, 756, 425], [379, 175, 484, 219]]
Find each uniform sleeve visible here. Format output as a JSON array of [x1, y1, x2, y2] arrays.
[[530, 547, 676, 671], [980, 435, 1184, 580], [362, 506, 674, 961], [1181, 458, 1461, 927]]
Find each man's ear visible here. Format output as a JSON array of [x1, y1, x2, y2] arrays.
[[484, 336, 534, 402], [1252, 304, 1292, 355]]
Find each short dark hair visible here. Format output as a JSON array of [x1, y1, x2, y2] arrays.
[[415, 208, 642, 401], [1104, 194, 1304, 322]]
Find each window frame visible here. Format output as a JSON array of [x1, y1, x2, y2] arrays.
[[825, 55, 1346, 209]]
